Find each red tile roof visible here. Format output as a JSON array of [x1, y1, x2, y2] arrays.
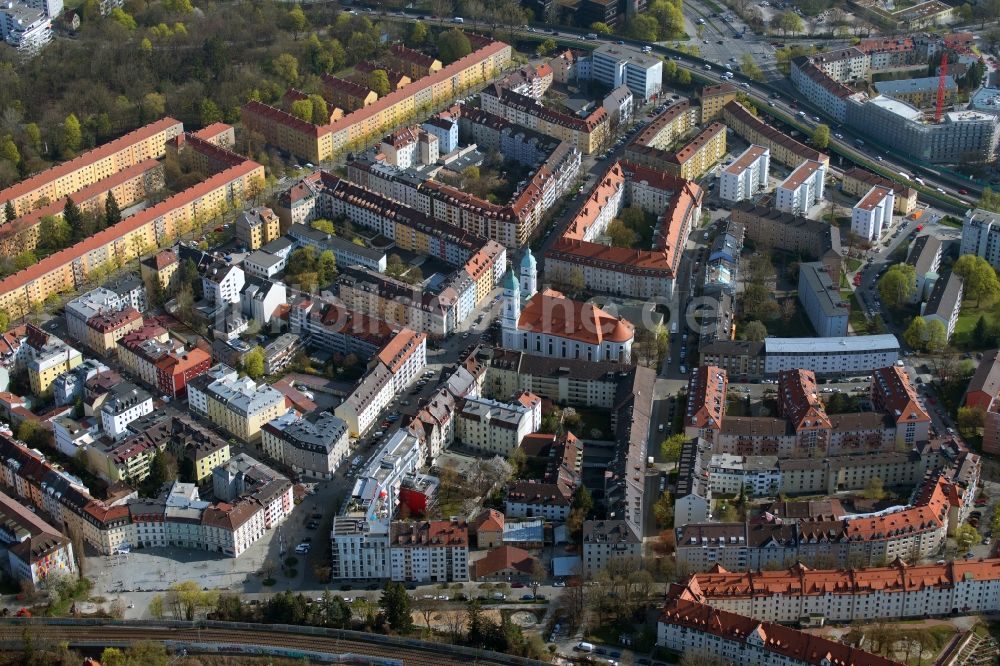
[[0, 117, 181, 211], [0, 159, 261, 302], [474, 545, 535, 578], [518, 288, 634, 345], [660, 596, 902, 666]]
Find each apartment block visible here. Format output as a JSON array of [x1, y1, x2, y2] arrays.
[[797, 261, 849, 337], [906, 234, 943, 303], [851, 185, 895, 241], [719, 145, 769, 204], [775, 160, 825, 216], [389, 520, 469, 583], [188, 364, 288, 443], [233, 207, 281, 251], [241, 39, 511, 164], [0, 490, 75, 587], [0, 117, 182, 222], [590, 44, 662, 101], [455, 393, 541, 457], [842, 166, 917, 214], [961, 208, 1000, 270], [698, 82, 739, 123], [922, 270, 964, 341], [261, 411, 350, 480], [582, 519, 641, 578], [722, 101, 829, 169], [871, 365, 931, 447]]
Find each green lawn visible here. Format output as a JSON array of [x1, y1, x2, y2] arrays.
[[846, 258, 861, 272], [849, 293, 872, 334], [763, 309, 815, 338], [952, 299, 1000, 349]]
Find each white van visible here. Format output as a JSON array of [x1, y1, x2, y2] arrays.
[[576, 642, 595, 653], [453, 16, 464, 23], [670, 321, 678, 334]]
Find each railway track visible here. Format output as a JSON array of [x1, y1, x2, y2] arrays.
[[0, 621, 540, 666]]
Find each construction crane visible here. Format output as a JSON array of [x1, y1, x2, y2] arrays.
[[935, 49, 948, 123]]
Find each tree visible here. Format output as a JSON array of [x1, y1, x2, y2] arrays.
[[60, 114, 82, 157], [926, 318, 948, 353], [285, 5, 307, 39], [660, 433, 686, 463], [957, 406, 985, 438], [408, 21, 428, 47], [273, 53, 300, 84], [653, 491, 674, 527], [954, 255, 1000, 306], [290, 99, 313, 123], [39, 215, 72, 251], [956, 523, 980, 552], [141, 92, 166, 122], [309, 94, 329, 124], [778, 10, 803, 34], [812, 124, 830, 150], [369, 70, 391, 97], [590, 21, 613, 34], [741, 53, 764, 81], [903, 316, 928, 350], [200, 99, 223, 125], [675, 68, 692, 86], [626, 15, 659, 41], [317, 250, 337, 285], [973, 314, 990, 348], [438, 29, 472, 65], [141, 450, 177, 497], [109, 7, 137, 30], [243, 345, 265, 380], [379, 581, 413, 633], [105, 191, 121, 226], [537, 38, 557, 56], [530, 559, 546, 597], [4, 200, 14, 222], [862, 476, 886, 501], [606, 219, 638, 247], [97, 647, 129, 666], [877, 264, 917, 309], [742, 319, 768, 341], [63, 196, 83, 234], [311, 219, 335, 234], [0, 310, 9, 332], [0, 136, 20, 167]]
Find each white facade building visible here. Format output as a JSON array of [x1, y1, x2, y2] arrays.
[[591, 44, 663, 102], [851, 185, 895, 241], [500, 272, 635, 364], [388, 520, 469, 582], [455, 394, 541, 456], [708, 454, 781, 497], [719, 145, 769, 204], [774, 160, 825, 216], [0, 4, 50, 56], [764, 335, 901, 376], [99, 383, 154, 441], [961, 208, 1000, 270]]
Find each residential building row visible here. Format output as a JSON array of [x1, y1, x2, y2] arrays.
[[658, 589, 899, 666], [343, 103, 582, 249], [480, 84, 610, 155], [685, 366, 930, 456], [675, 475, 971, 573], [722, 101, 830, 169], [0, 489, 75, 588], [0, 117, 183, 223], [0, 432, 291, 558], [676, 557, 1000, 626], [544, 160, 702, 300], [241, 37, 513, 163], [334, 328, 427, 437], [790, 50, 1000, 163], [187, 364, 289, 443], [0, 141, 263, 317], [700, 334, 900, 380]]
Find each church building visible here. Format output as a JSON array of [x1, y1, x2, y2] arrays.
[[500, 250, 635, 363]]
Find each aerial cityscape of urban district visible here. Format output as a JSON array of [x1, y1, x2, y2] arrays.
[[5, 0, 1000, 664]]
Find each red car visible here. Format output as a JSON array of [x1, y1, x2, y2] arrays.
[[511, 582, 525, 588], [959, 189, 969, 195]]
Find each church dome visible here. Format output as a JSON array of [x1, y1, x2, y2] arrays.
[[520, 250, 536, 270], [502, 269, 519, 291]]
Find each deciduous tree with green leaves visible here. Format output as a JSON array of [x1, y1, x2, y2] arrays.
[[660, 433, 686, 463], [954, 254, 1000, 306], [243, 345, 265, 380], [877, 264, 917, 309], [812, 124, 830, 149]]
